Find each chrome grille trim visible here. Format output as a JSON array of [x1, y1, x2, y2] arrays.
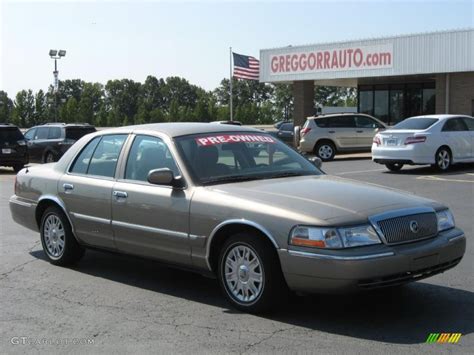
[[368, 207, 438, 245]]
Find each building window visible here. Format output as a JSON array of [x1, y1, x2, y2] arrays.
[[359, 89, 373, 115], [374, 87, 389, 124], [406, 84, 423, 117], [389, 86, 404, 124], [422, 87, 436, 115]]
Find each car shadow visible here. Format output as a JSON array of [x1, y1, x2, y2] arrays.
[[30, 249, 473, 345], [0, 167, 16, 175], [383, 163, 474, 175]]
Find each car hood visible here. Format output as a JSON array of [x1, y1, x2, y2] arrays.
[[204, 175, 441, 225]]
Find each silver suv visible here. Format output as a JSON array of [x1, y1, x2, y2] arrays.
[[299, 113, 387, 161]]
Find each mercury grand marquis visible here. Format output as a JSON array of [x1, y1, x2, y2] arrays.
[[10, 123, 466, 313]]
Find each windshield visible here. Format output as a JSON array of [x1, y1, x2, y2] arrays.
[[0, 127, 24, 143], [175, 132, 321, 185], [393, 117, 438, 130]]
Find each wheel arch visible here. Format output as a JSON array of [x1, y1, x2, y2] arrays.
[[206, 220, 280, 273], [314, 138, 338, 152], [35, 196, 78, 241]]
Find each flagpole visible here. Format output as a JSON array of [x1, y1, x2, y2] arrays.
[[229, 47, 233, 121]]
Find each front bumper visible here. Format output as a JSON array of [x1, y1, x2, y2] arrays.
[[279, 227, 466, 293]]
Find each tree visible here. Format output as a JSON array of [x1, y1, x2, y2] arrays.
[[34, 90, 47, 124], [78, 82, 103, 124], [12, 90, 35, 127], [0, 91, 13, 123], [273, 84, 293, 120], [60, 97, 80, 123], [104, 79, 141, 126]]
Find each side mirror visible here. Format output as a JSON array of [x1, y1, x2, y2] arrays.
[[308, 156, 322, 169], [147, 168, 184, 188]]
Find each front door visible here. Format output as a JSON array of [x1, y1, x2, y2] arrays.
[[59, 134, 128, 249], [111, 134, 192, 266], [441, 117, 471, 161]]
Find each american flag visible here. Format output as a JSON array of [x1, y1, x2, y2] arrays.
[[233, 52, 259, 80]]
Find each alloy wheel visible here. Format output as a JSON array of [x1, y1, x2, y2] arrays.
[[318, 145, 333, 160], [224, 244, 264, 304], [437, 149, 450, 170], [43, 214, 65, 258]]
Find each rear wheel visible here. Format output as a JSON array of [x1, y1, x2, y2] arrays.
[[217, 233, 288, 314], [385, 163, 404, 171], [433, 147, 451, 172], [315, 141, 336, 161], [40, 206, 85, 266]]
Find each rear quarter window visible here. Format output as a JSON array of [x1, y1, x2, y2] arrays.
[[0, 127, 24, 143], [314, 117, 327, 127], [66, 127, 97, 141]]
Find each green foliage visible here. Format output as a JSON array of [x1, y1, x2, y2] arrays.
[[6, 75, 357, 127]]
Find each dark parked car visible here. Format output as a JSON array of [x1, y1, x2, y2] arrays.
[[24, 123, 96, 163], [0, 123, 28, 172]]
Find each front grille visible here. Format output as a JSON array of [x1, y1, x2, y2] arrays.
[[377, 212, 437, 244]]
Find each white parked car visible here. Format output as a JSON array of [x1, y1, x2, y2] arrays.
[[372, 115, 474, 171]]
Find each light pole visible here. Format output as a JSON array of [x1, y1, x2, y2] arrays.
[[49, 49, 66, 122]]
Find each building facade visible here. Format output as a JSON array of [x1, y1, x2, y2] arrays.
[[259, 29, 474, 126]]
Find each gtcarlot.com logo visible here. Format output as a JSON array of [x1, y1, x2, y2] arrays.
[[426, 333, 462, 344], [11, 337, 94, 346]]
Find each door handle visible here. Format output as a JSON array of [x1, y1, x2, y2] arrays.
[[356, 130, 364, 133], [113, 191, 128, 199], [328, 130, 336, 133], [63, 183, 74, 191]]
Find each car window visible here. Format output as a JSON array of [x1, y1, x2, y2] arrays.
[[125, 135, 179, 182], [280, 123, 293, 131], [0, 127, 24, 143], [48, 127, 62, 139], [328, 116, 355, 128], [66, 127, 96, 141], [315, 117, 327, 127], [442, 118, 468, 132], [461, 117, 474, 131], [393, 117, 438, 130], [24, 128, 36, 140], [70, 137, 102, 174], [35, 127, 49, 140], [355, 116, 380, 128], [87, 135, 127, 178], [175, 132, 320, 185]]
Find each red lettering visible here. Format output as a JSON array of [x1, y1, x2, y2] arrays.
[[308, 53, 316, 70], [346, 49, 353, 67], [316, 52, 322, 69], [299, 53, 307, 71], [354, 48, 363, 67], [339, 50, 347, 68], [323, 51, 330, 69], [285, 55, 291, 72], [291, 54, 298, 71], [331, 50, 338, 69], [271, 56, 279, 73], [279, 56, 285, 72]]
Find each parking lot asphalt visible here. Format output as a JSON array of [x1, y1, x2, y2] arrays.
[[1, 157, 473, 354]]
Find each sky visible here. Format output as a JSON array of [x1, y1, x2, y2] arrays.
[[1, 0, 473, 97]]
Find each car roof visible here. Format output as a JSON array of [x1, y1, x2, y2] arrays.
[[32, 123, 94, 128], [403, 114, 473, 121], [307, 113, 371, 119], [99, 122, 261, 138]]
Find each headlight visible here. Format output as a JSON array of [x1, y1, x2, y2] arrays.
[[289, 224, 381, 249], [437, 209, 455, 232]]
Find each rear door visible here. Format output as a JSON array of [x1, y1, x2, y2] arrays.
[[111, 134, 192, 265], [58, 134, 128, 249], [441, 117, 471, 161], [277, 123, 294, 145], [27, 126, 49, 162], [328, 116, 357, 149], [355, 115, 384, 148]]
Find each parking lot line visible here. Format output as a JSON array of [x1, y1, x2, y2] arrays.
[[416, 176, 474, 183]]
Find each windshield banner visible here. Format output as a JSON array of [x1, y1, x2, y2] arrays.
[[196, 134, 275, 146]]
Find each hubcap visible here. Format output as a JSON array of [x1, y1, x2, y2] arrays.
[[224, 245, 263, 303], [318, 145, 333, 159], [43, 214, 65, 258], [437, 150, 450, 169]]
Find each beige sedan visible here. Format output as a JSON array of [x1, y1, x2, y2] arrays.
[[10, 123, 465, 313]]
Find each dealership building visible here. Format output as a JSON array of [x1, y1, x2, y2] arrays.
[[259, 28, 474, 126]]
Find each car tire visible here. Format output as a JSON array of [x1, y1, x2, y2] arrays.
[[385, 163, 404, 172], [432, 147, 451, 172], [13, 164, 24, 173], [44, 151, 56, 163], [40, 206, 85, 266], [217, 233, 288, 314], [314, 141, 336, 161]]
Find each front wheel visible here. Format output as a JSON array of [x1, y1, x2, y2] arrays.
[[217, 233, 288, 314], [40, 206, 85, 266], [432, 147, 451, 172], [385, 163, 404, 171]]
